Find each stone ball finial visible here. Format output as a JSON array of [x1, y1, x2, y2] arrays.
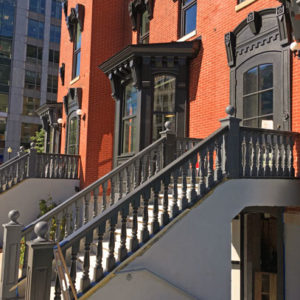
[[164, 121, 172, 132], [226, 105, 235, 116], [8, 210, 20, 225], [34, 221, 48, 242], [30, 142, 36, 149]]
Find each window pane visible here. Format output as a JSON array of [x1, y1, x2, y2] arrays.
[[0, 93, 8, 112], [0, 64, 10, 85], [259, 90, 273, 116], [259, 64, 273, 90], [243, 66, 258, 95], [23, 97, 40, 116], [54, 50, 59, 63], [0, 0, 16, 38], [74, 51, 81, 77], [51, 0, 62, 19], [243, 94, 258, 119], [153, 75, 175, 112], [124, 82, 137, 117], [68, 116, 78, 154], [184, 3, 197, 35], [75, 23, 81, 50], [28, 19, 44, 39], [50, 25, 60, 43], [0, 38, 12, 58], [122, 118, 136, 153]]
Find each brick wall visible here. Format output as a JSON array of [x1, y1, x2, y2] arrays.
[[58, 0, 132, 187]]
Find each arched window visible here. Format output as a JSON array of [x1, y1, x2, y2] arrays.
[[243, 64, 273, 128], [122, 82, 137, 154], [153, 75, 176, 140]]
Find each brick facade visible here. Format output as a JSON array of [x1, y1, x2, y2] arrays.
[[58, 0, 300, 186]]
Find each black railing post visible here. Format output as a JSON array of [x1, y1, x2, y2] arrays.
[[220, 105, 242, 178], [160, 121, 177, 167], [25, 222, 55, 300], [0, 210, 22, 300]]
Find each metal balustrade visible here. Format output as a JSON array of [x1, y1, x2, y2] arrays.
[[0, 115, 299, 300]]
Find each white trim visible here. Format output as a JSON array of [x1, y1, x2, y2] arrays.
[[235, 0, 257, 12], [70, 76, 80, 85], [177, 30, 197, 42]]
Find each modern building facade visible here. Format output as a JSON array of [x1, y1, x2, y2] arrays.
[[0, 0, 62, 162]]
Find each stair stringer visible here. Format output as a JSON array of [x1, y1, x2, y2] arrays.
[[81, 178, 300, 300]]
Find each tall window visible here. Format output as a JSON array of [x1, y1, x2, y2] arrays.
[[24, 70, 41, 90], [139, 10, 149, 44], [51, 0, 62, 19], [49, 49, 59, 65], [243, 64, 273, 128], [47, 74, 58, 93], [153, 75, 176, 140], [26, 45, 43, 64], [50, 25, 61, 43], [73, 22, 81, 78], [28, 19, 44, 40], [29, 0, 45, 14], [122, 82, 137, 154], [67, 115, 78, 154], [181, 0, 197, 37]]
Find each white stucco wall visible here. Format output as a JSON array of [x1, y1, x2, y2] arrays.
[[0, 178, 79, 245], [91, 179, 300, 300]]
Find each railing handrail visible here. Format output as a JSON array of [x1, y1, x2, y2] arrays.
[[22, 136, 167, 235], [240, 126, 300, 136], [37, 152, 80, 158], [0, 152, 29, 170], [58, 126, 229, 249]]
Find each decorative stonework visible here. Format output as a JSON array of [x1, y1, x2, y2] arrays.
[[128, 0, 154, 31]]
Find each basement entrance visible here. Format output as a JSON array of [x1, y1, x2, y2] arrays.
[[231, 208, 284, 300]]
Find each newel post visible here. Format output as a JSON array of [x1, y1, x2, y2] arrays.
[[160, 121, 177, 167], [219, 105, 242, 178], [25, 222, 54, 300], [0, 210, 22, 300], [27, 142, 37, 178]]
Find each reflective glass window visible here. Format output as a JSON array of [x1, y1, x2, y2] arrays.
[[0, 38, 12, 58], [122, 82, 137, 154], [153, 75, 176, 140], [50, 25, 61, 43], [26, 44, 43, 64], [0, 0, 16, 37], [243, 64, 273, 128], [29, 0, 45, 14], [28, 19, 44, 40], [0, 63, 10, 86], [182, 0, 197, 36], [51, 0, 62, 19], [24, 70, 41, 90], [139, 10, 149, 44], [23, 97, 40, 116], [67, 116, 78, 154], [47, 74, 58, 93], [73, 22, 81, 78]]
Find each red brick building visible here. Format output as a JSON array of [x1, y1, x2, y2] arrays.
[[57, 0, 300, 186]]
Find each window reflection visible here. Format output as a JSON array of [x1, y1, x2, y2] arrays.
[[153, 75, 175, 140], [68, 116, 78, 154], [122, 82, 137, 154], [243, 64, 273, 129]]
